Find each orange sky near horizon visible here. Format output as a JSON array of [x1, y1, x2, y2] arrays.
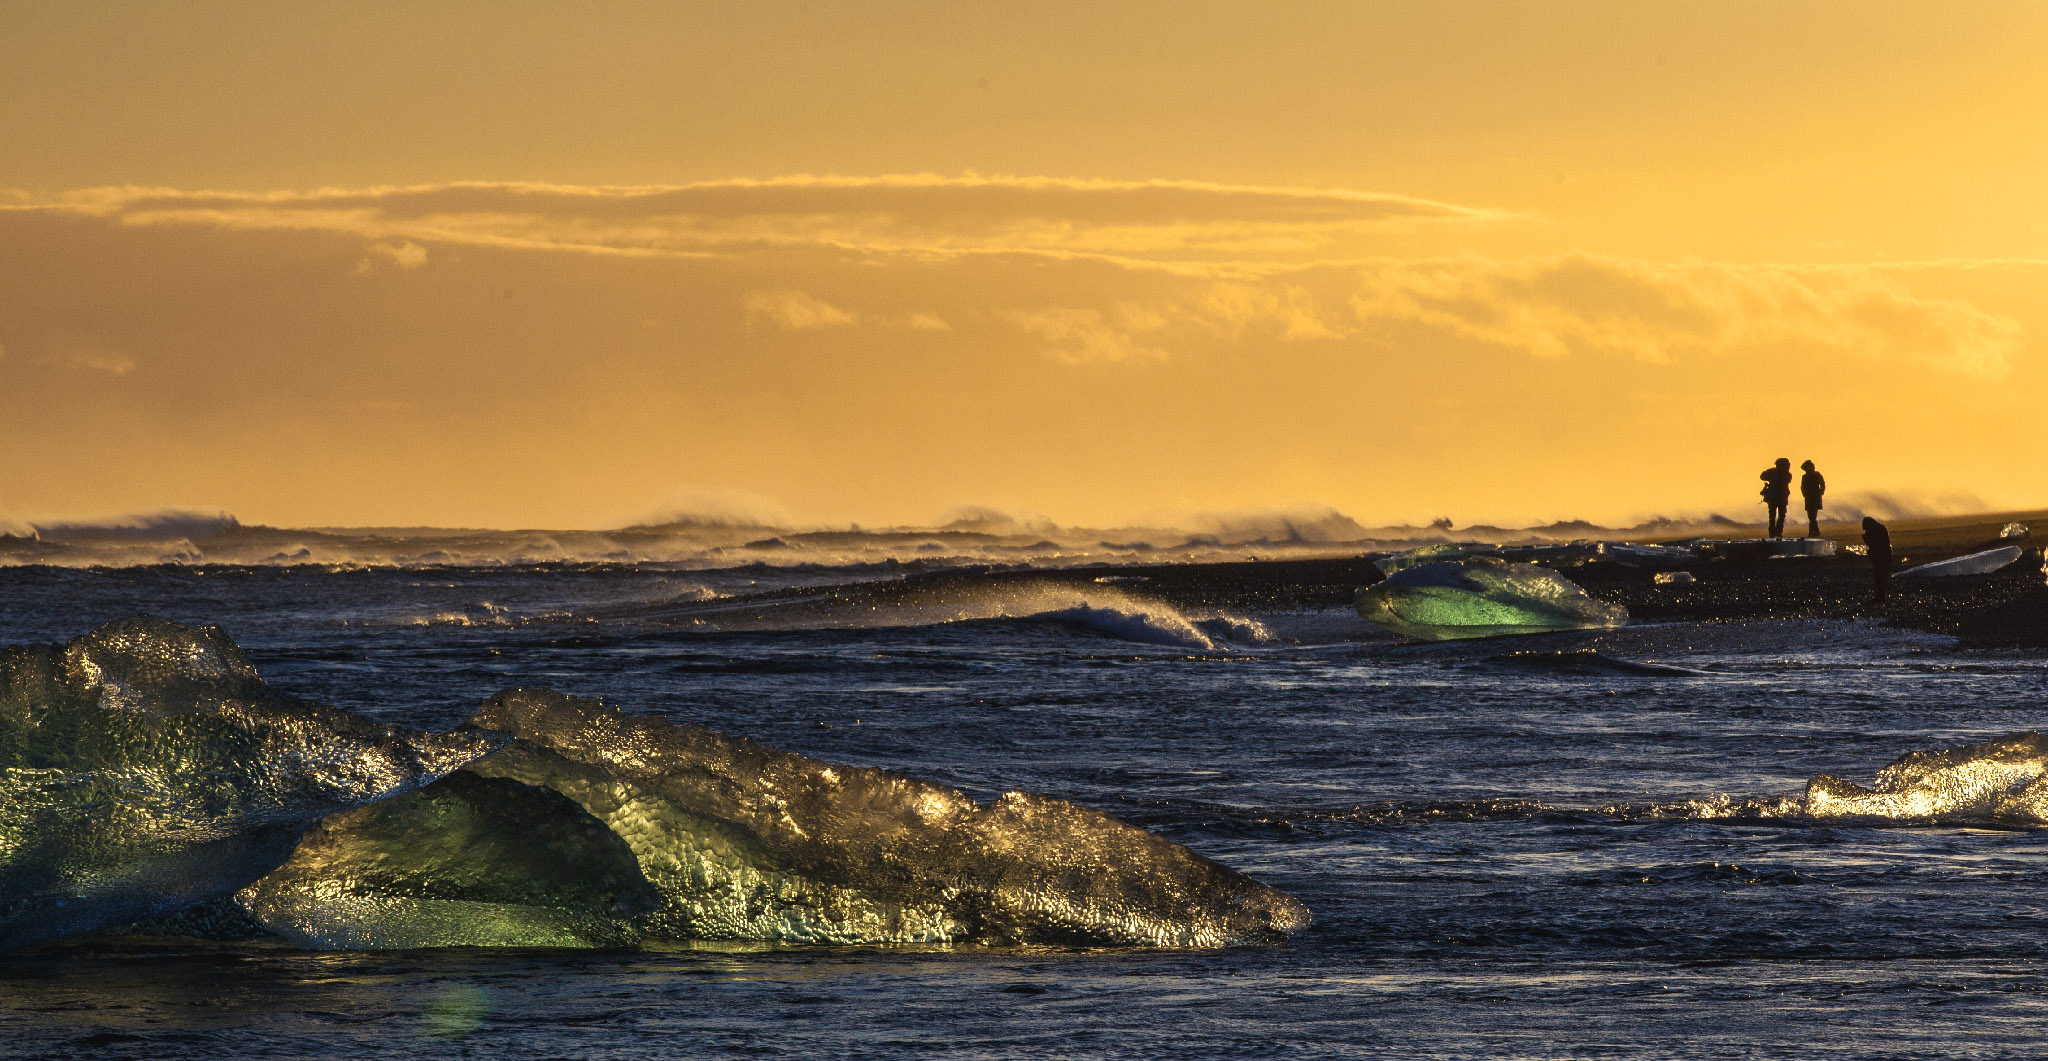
[[2, 1, 2044, 530]]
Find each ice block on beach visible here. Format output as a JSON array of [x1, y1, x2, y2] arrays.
[[1604, 542, 1704, 569], [1373, 542, 1501, 574], [1353, 558, 1627, 641], [1896, 545, 2023, 579], [1694, 538, 1835, 562]]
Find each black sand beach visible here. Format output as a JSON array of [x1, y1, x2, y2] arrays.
[[752, 509, 2048, 649]]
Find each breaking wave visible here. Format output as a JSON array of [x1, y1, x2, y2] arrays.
[[1004, 605, 1271, 650], [1802, 732, 2048, 823], [618, 581, 1272, 650], [14, 510, 241, 541], [1258, 732, 2048, 831]]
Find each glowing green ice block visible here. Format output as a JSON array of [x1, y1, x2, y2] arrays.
[[1354, 558, 1628, 641]]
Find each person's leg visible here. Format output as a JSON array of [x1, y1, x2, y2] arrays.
[[1807, 508, 1820, 538]]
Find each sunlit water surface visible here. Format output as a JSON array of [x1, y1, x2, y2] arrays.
[[4, 564, 2047, 1059]]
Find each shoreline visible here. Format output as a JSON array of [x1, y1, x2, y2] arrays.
[[952, 510, 2048, 650]]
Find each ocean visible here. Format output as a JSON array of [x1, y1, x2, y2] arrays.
[[4, 553, 2048, 1059]]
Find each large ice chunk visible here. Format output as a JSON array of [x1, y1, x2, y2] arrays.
[[1354, 558, 1627, 641], [1896, 545, 2023, 579], [238, 771, 659, 949], [0, 617, 495, 951], [450, 688, 1311, 947], [1694, 538, 1835, 561], [1805, 732, 2048, 821]]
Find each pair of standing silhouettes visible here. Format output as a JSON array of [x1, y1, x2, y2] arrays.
[[1759, 458, 1825, 539], [1757, 457, 1891, 602]]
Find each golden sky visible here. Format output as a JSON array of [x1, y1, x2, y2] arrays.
[[3, 1, 2044, 529]]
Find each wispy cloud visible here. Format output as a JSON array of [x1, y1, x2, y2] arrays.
[[1002, 305, 1172, 364], [0, 180, 2037, 528], [989, 256, 2021, 376], [744, 288, 858, 330], [3, 176, 1499, 268], [51, 351, 137, 376], [358, 240, 428, 271], [1348, 254, 2023, 377], [896, 312, 951, 332]]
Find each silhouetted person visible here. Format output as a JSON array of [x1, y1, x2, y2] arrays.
[[1800, 460, 1826, 538], [1759, 458, 1793, 538], [1862, 516, 1891, 604]]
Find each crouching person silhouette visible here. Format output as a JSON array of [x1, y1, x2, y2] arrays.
[[1862, 516, 1891, 604]]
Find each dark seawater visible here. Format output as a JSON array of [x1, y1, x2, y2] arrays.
[[5, 563, 2048, 1059]]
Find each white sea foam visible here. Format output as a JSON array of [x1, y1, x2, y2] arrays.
[[1804, 732, 2048, 822]]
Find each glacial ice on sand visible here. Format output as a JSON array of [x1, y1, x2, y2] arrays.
[[1374, 542, 1501, 574], [1354, 558, 1628, 641], [1603, 542, 1702, 569], [1896, 545, 2024, 579], [0, 618, 495, 951]]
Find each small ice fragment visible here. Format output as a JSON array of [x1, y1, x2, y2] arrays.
[[1603, 542, 1703, 569], [1653, 571, 1695, 585], [1497, 542, 1603, 567], [1374, 542, 1501, 575], [2000, 522, 2030, 540]]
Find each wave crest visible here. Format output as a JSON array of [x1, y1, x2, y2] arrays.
[[1804, 732, 2048, 823], [625, 580, 1271, 650]]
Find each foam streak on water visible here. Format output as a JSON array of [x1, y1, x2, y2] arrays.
[[3, 562, 2048, 1058]]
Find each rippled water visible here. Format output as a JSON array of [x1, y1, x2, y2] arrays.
[[5, 564, 2048, 1058]]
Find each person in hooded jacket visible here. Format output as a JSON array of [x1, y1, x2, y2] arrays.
[[1800, 460, 1826, 538], [1759, 458, 1793, 539]]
